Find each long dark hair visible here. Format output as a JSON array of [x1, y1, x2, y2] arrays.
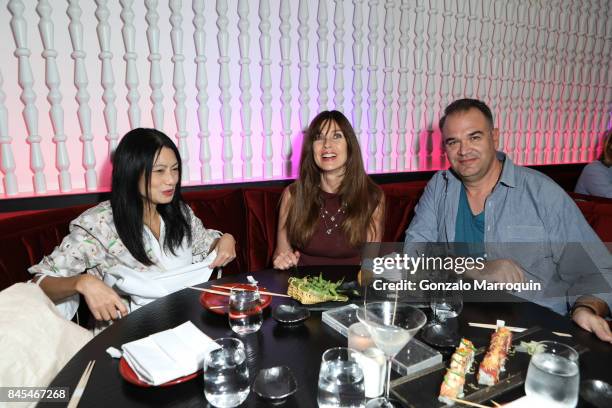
[[111, 128, 191, 265], [286, 110, 383, 248]]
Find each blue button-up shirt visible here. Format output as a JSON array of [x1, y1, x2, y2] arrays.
[[404, 152, 612, 315]]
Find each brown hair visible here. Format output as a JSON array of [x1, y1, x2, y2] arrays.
[[285, 110, 383, 249]]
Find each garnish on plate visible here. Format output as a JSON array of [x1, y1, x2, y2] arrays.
[[287, 273, 349, 304]]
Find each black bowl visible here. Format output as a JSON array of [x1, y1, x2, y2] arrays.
[[272, 304, 310, 324], [252, 366, 298, 403], [580, 379, 612, 408]]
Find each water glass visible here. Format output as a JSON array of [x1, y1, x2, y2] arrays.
[[203, 338, 250, 408], [229, 286, 263, 335], [524, 341, 579, 408], [422, 288, 463, 347], [317, 347, 366, 408]]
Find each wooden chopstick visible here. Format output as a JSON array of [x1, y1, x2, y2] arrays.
[[67, 360, 95, 408], [189, 286, 286, 300], [188, 287, 232, 296], [211, 284, 291, 298], [447, 396, 493, 408], [468, 322, 571, 337], [491, 400, 502, 407], [468, 322, 527, 332]]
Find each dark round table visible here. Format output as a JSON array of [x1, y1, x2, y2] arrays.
[[44, 266, 612, 407]]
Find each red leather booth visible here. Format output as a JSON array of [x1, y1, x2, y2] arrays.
[[1, 181, 610, 292]]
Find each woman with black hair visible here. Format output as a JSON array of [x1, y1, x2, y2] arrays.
[[30, 128, 235, 328]]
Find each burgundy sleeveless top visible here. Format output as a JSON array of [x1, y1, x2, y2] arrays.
[[298, 190, 362, 266]]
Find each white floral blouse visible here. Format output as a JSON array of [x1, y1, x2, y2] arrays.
[[29, 201, 220, 279], [28, 201, 221, 324]]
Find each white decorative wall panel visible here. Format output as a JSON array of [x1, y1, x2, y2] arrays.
[[0, 0, 609, 197]]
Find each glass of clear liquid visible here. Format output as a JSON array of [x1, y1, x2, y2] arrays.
[[203, 338, 250, 408], [317, 347, 366, 408], [524, 341, 580, 408], [421, 287, 463, 348], [229, 286, 263, 335]]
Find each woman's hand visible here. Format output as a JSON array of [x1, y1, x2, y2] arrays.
[[210, 233, 236, 268], [273, 250, 300, 270], [572, 307, 612, 343], [75, 274, 128, 321]]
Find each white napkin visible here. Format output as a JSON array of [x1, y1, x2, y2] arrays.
[[121, 321, 220, 386], [104, 250, 218, 311]]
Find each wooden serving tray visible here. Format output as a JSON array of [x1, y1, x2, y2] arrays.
[[390, 327, 588, 408]]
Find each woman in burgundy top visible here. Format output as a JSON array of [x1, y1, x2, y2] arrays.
[[273, 110, 385, 269]]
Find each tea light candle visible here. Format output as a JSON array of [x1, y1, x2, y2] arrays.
[[347, 322, 375, 351], [356, 347, 386, 398]]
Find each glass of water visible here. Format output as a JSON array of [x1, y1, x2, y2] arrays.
[[317, 347, 366, 408], [203, 337, 250, 408], [229, 286, 263, 335], [421, 287, 463, 348], [524, 341, 579, 408]]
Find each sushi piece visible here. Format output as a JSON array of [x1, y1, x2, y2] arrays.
[[439, 369, 466, 405], [477, 326, 512, 386]]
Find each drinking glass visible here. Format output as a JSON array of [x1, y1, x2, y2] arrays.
[[421, 288, 463, 347], [203, 338, 250, 408], [317, 347, 366, 408], [228, 286, 263, 334], [357, 302, 426, 408], [524, 341, 579, 408]]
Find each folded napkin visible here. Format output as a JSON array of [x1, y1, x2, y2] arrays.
[[104, 250, 217, 311], [121, 321, 220, 386]]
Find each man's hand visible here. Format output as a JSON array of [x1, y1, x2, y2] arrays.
[[467, 259, 525, 283], [273, 250, 300, 270], [572, 307, 612, 343], [210, 233, 236, 268], [75, 274, 128, 321]]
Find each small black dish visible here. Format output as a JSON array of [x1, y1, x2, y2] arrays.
[[272, 304, 310, 324], [580, 379, 612, 408], [252, 366, 298, 404]]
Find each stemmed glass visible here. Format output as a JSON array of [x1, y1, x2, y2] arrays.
[[357, 302, 426, 408], [421, 287, 463, 348]]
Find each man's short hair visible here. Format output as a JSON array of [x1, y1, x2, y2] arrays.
[[439, 98, 494, 131]]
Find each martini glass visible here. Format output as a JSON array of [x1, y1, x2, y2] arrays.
[[357, 302, 427, 408]]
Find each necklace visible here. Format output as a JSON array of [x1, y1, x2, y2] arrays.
[[320, 203, 346, 235]]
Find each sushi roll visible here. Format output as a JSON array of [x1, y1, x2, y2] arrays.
[[477, 327, 513, 385], [438, 338, 475, 405]]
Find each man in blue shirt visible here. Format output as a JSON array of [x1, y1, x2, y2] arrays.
[[405, 98, 612, 343]]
